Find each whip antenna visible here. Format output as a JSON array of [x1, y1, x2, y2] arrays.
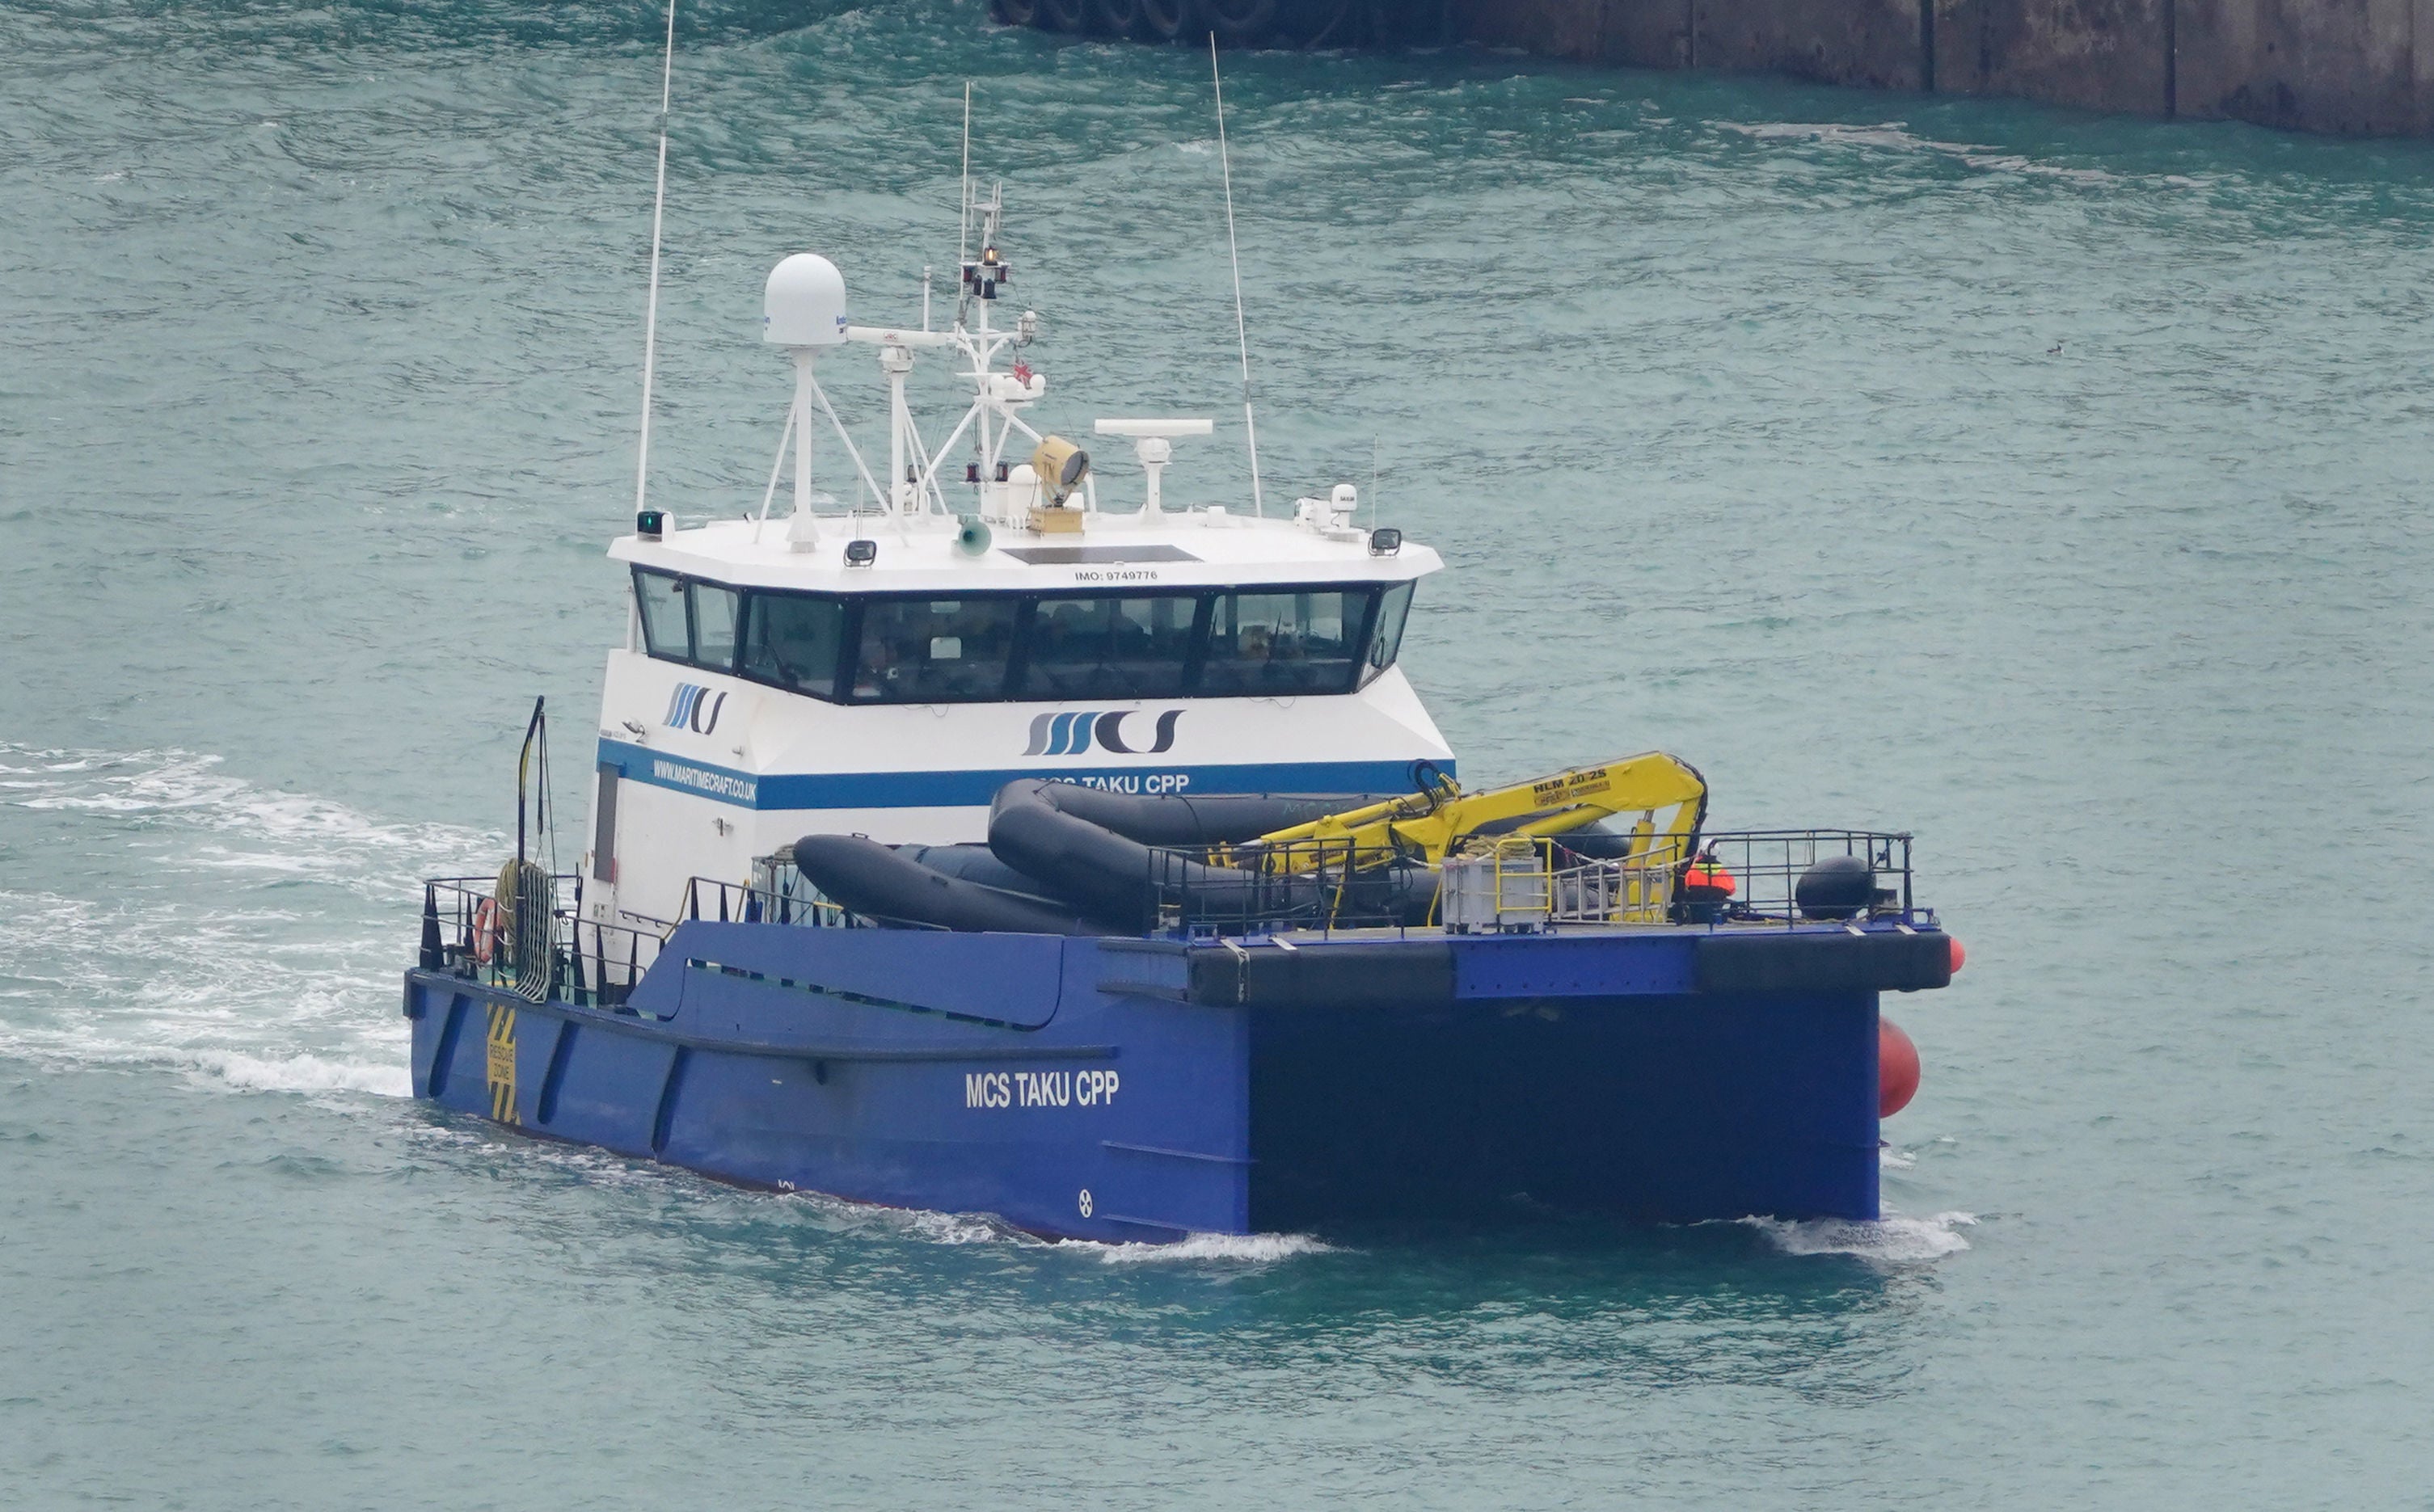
[[632, 0, 678, 516], [957, 82, 972, 270], [1209, 36, 1265, 517]]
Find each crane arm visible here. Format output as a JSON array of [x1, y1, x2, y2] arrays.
[[1247, 752, 1708, 867]]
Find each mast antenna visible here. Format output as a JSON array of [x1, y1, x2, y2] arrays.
[[1370, 436, 1380, 529], [632, 0, 678, 517], [1209, 36, 1265, 518], [958, 82, 972, 272]]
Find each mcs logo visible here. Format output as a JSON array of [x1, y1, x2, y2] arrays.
[[664, 683, 728, 735], [1023, 710, 1182, 757]]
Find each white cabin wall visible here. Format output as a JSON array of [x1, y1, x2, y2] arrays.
[[580, 759, 619, 927], [610, 781, 754, 924]]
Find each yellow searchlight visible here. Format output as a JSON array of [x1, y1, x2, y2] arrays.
[[1027, 435, 1090, 533], [1031, 435, 1090, 503]]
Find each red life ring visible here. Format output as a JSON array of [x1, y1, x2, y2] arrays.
[[471, 898, 503, 966]]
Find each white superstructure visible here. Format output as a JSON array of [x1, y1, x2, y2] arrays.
[[581, 187, 1451, 929]]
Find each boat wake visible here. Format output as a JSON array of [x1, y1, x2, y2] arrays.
[[179, 1047, 412, 1098], [1742, 1208, 1977, 1264], [1086, 1231, 1338, 1265], [812, 1191, 1334, 1264], [0, 743, 495, 1101]]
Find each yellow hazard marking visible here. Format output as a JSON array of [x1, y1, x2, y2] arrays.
[[485, 1003, 520, 1126]]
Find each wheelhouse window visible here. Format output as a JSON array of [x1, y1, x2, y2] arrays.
[[633, 572, 1421, 705], [635, 571, 690, 661], [1016, 594, 1198, 700], [1362, 580, 1413, 687], [633, 569, 740, 672], [689, 582, 740, 670], [741, 592, 845, 698], [850, 598, 1021, 702], [1198, 589, 1365, 697]]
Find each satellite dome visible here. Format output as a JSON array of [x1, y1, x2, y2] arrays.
[[764, 254, 848, 347]]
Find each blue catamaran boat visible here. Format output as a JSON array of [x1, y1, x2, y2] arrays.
[[403, 179, 1960, 1242]]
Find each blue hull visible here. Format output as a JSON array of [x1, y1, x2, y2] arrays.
[[405, 924, 1948, 1240]]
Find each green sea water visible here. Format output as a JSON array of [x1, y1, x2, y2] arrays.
[[4, 2, 2432, 1505]]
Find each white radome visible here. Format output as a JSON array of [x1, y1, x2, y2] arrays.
[[763, 253, 848, 347]]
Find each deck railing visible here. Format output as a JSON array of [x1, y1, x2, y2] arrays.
[[419, 874, 673, 1010], [680, 874, 857, 930], [420, 828, 1930, 991], [1693, 830, 1917, 924], [1441, 835, 1691, 932], [1141, 828, 1926, 938], [1147, 837, 1428, 937]]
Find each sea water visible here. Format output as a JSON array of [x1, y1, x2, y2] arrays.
[[3, 2, 2431, 1505]]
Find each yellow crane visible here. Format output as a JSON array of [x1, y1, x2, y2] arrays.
[[1234, 752, 1708, 873]]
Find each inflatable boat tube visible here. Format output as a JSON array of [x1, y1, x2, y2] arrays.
[[988, 779, 1330, 929], [1010, 784, 1401, 846], [985, 781, 1442, 930], [792, 833, 1120, 937], [1550, 821, 1639, 861], [894, 843, 1065, 904]]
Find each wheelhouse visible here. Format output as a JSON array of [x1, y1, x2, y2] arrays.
[[631, 567, 1418, 705]]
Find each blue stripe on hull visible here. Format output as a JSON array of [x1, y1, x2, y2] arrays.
[[594, 737, 1447, 811], [406, 924, 1881, 1239]]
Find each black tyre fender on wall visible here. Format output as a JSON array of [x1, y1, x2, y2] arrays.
[[1204, 0, 1278, 45], [991, 0, 1043, 24], [1039, 0, 1090, 31], [1088, 0, 1151, 36], [1141, 0, 1195, 40]]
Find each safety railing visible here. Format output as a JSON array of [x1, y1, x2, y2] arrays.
[[1137, 828, 1926, 938], [416, 829, 1929, 984], [1685, 830, 1918, 927], [681, 874, 858, 929], [563, 912, 673, 1009], [420, 875, 576, 995], [1441, 835, 1690, 933], [419, 873, 674, 1010], [1552, 844, 1685, 924], [1150, 838, 1428, 938]]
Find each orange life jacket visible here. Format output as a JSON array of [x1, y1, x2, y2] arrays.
[[1683, 858, 1736, 896]]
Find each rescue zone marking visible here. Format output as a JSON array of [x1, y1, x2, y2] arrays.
[[484, 1003, 521, 1126]]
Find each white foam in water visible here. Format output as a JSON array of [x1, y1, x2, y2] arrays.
[[1090, 1231, 1337, 1266], [183, 1048, 414, 1099], [1722, 120, 2144, 185], [898, 1206, 1041, 1248], [1, 743, 492, 871], [784, 1189, 1332, 1264], [1744, 1209, 1977, 1264], [0, 743, 495, 1101]]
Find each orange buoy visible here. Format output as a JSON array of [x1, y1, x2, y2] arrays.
[[1947, 934, 1967, 975], [1879, 1016, 1921, 1118]]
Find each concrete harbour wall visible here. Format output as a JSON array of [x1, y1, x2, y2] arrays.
[[1450, 0, 2434, 134]]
